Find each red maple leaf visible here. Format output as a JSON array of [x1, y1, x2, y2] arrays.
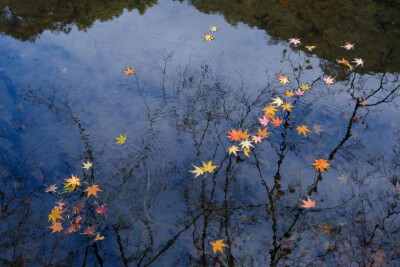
[[271, 117, 283, 127], [96, 205, 106, 215]]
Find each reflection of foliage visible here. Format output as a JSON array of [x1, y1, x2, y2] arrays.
[[0, 0, 157, 41], [186, 0, 400, 73]]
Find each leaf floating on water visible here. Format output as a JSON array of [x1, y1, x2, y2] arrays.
[[48, 221, 63, 234], [294, 89, 305, 96], [352, 58, 364, 67], [296, 125, 310, 136], [64, 174, 81, 190], [278, 74, 290, 85], [203, 34, 214, 42], [281, 103, 293, 112], [340, 42, 355, 50], [299, 83, 310, 90], [94, 233, 105, 242], [336, 58, 352, 69], [323, 76, 336, 86], [240, 139, 254, 150], [251, 135, 262, 144], [299, 196, 316, 209], [243, 148, 251, 157], [258, 116, 270, 127], [210, 239, 228, 254], [48, 208, 64, 222], [305, 45, 316, 51], [189, 165, 204, 178], [271, 96, 283, 107], [263, 105, 278, 118], [82, 161, 92, 170], [123, 66, 135, 75], [288, 38, 301, 46], [227, 145, 240, 156], [209, 26, 218, 32], [312, 158, 330, 172], [85, 185, 102, 198], [271, 116, 283, 127], [257, 128, 271, 139], [96, 205, 107, 215], [80, 226, 96, 235], [226, 129, 250, 141], [201, 161, 218, 173], [115, 134, 127, 145], [45, 184, 58, 193]]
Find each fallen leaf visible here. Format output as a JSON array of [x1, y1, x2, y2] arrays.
[[48, 221, 63, 234], [85, 185, 102, 198], [284, 90, 295, 97], [257, 128, 271, 139], [64, 174, 81, 190], [281, 103, 293, 112], [288, 38, 301, 46], [300, 196, 316, 208], [82, 161, 93, 170], [80, 226, 96, 235], [48, 208, 64, 222], [94, 233, 105, 242], [263, 105, 278, 118], [189, 165, 204, 178], [278, 74, 290, 85], [312, 124, 323, 135], [251, 135, 262, 144], [294, 89, 305, 96], [115, 134, 127, 145], [45, 184, 58, 193], [210, 239, 228, 254], [202, 161, 218, 173], [312, 158, 330, 172], [240, 139, 254, 150], [336, 58, 352, 69], [341, 42, 354, 50], [296, 125, 310, 136], [323, 76, 336, 86], [203, 34, 214, 41], [210, 26, 218, 32], [227, 145, 240, 156], [305, 45, 316, 51], [271, 96, 283, 107], [258, 116, 270, 126], [352, 58, 364, 67], [299, 83, 310, 90], [96, 205, 107, 215], [271, 117, 283, 127], [123, 67, 135, 75], [243, 148, 250, 157], [226, 129, 250, 141]]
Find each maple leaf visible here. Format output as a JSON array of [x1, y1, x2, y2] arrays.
[[284, 90, 294, 97], [210, 239, 228, 254], [65, 174, 81, 190], [227, 145, 240, 156], [45, 184, 58, 193], [299, 83, 310, 90], [258, 116, 270, 127], [243, 148, 250, 158], [226, 129, 241, 141], [320, 224, 331, 233], [65, 223, 82, 234], [54, 200, 65, 211], [263, 105, 278, 117], [63, 182, 74, 192], [201, 161, 218, 173], [80, 226, 96, 235], [123, 67, 135, 75], [341, 42, 354, 50], [278, 74, 289, 85], [312, 158, 330, 172], [94, 233, 105, 242], [210, 26, 218, 32], [271, 117, 283, 127], [96, 205, 107, 215], [305, 45, 316, 51], [115, 134, 127, 145], [281, 103, 293, 112], [296, 125, 310, 136], [352, 58, 364, 67], [323, 76, 336, 86], [288, 38, 301, 46], [271, 96, 283, 107], [85, 185, 102, 198], [48, 221, 63, 234], [240, 139, 254, 150], [295, 89, 305, 96], [312, 124, 323, 135], [237, 129, 250, 140], [299, 196, 316, 208], [251, 135, 262, 144], [48, 208, 64, 222], [203, 34, 214, 41], [189, 165, 204, 178], [257, 128, 271, 139], [82, 161, 93, 170], [336, 58, 352, 69]]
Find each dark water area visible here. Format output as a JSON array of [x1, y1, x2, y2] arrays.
[[1, 1, 400, 266]]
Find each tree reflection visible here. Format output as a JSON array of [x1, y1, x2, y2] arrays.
[[1, 51, 399, 266]]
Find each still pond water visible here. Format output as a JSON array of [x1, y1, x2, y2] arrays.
[[1, 0, 400, 266]]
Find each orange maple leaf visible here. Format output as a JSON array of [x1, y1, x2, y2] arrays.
[[257, 128, 271, 139], [48, 221, 63, 234], [336, 58, 352, 69], [123, 66, 135, 75], [80, 226, 96, 235], [312, 158, 330, 172], [227, 129, 250, 141], [210, 239, 228, 254], [85, 184, 102, 198], [271, 117, 283, 127]]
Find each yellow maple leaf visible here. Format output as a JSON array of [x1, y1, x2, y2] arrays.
[[296, 125, 310, 136], [203, 34, 214, 41], [85, 185, 102, 198], [48, 208, 64, 222], [243, 148, 250, 157], [64, 174, 81, 190], [115, 134, 127, 145], [263, 105, 278, 117], [257, 128, 271, 139], [278, 74, 289, 85], [210, 26, 218, 32], [227, 145, 240, 156], [48, 221, 63, 234], [281, 103, 293, 112], [210, 239, 228, 254], [299, 83, 310, 90], [201, 161, 218, 173], [284, 89, 295, 97], [305, 45, 316, 51], [123, 66, 135, 75]]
